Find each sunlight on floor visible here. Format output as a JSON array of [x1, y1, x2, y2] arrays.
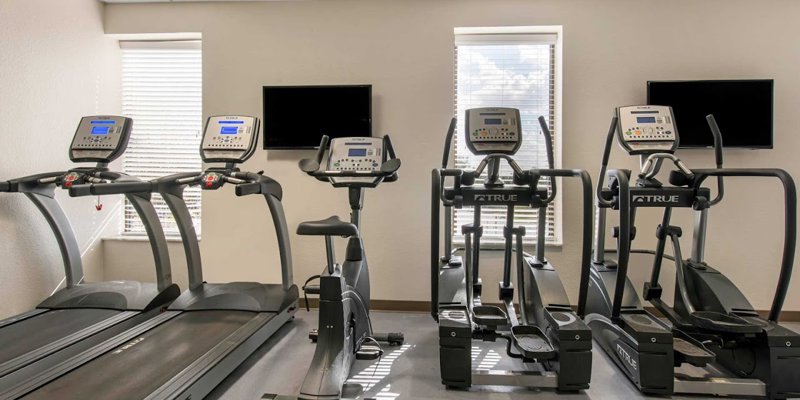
[[472, 345, 502, 371], [345, 343, 412, 399]]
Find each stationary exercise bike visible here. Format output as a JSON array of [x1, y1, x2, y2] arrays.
[[431, 107, 594, 391], [276, 135, 403, 400], [583, 105, 800, 398]]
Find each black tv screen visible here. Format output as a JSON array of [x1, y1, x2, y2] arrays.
[[647, 80, 773, 149], [262, 85, 372, 149]]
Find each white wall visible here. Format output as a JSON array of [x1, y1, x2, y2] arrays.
[[0, 0, 122, 318], [103, 0, 800, 312]]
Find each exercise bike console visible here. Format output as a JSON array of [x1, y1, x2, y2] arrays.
[[327, 137, 386, 184]]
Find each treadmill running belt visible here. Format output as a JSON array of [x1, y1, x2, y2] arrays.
[[22, 310, 258, 400], [0, 309, 121, 365]]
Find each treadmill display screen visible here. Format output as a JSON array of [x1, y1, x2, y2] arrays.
[[220, 126, 239, 135], [91, 126, 110, 135], [636, 117, 656, 123]]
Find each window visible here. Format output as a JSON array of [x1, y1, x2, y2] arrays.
[[120, 41, 202, 237], [453, 27, 562, 245]]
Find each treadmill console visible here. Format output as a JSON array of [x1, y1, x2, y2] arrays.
[[327, 137, 384, 184], [616, 105, 678, 155], [201, 115, 260, 163], [69, 116, 133, 163], [465, 107, 522, 155]]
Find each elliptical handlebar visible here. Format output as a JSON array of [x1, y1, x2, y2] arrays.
[[692, 167, 796, 322], [640, 153, 694, 180], [440, 118, 457, 169], [596, 116, 620, 208], [704, 114, 726, 205], [537, 116, 558, 203]]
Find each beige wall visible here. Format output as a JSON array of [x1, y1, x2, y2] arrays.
[[0, 0, 122, 319], [103, 0, 800, 311]]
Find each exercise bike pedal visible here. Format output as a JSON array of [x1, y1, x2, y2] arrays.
[[372, 332, 404, 346], [303, 284, 320, 295], [355, 345, 383, 360], [511, 325, 556, 360], [308, 329, 318, 342], [472, 305, 508, 328]]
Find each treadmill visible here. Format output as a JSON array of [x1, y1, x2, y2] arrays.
[[1, 115, 299, 400], [0, 116, 180, 386]]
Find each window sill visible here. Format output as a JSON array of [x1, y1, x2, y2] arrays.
[[103, 236, 199, 243], [452, 241, 563, 251]]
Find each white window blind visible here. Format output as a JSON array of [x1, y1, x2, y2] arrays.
[[453, 27, 562, 245], [120, 41, 202, 237]]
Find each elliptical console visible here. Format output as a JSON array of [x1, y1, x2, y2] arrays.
[[465, 107, 522, 155], [616, 105, 677, 155]]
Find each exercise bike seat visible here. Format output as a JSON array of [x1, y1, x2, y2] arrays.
[[297, 216, 359, 237]]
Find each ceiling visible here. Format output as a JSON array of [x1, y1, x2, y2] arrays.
[[101, 0, 298, 3]]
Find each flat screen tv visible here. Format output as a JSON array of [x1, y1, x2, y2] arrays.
[[647, 79, 773, 149], [262, 85, 372, 149]]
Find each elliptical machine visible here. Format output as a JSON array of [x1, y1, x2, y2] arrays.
[[273, 135, 403, 400], [583, 105, 799, 398], [431, 107, 594, 391]]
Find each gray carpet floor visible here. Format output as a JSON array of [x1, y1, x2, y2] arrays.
[[208, 310, 798, 399]]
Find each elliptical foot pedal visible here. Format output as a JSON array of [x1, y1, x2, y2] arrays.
[[472, 305, 508, 328], [511, 325, 555, 360], [356, 345, 383, 360], [690, 311, 763, 334], [673, 333, 715, 367]]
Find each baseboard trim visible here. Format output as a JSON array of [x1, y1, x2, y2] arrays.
[[645, 306, 800, 323], [299, 299, 430, 313], [299, 299, 800, 322]]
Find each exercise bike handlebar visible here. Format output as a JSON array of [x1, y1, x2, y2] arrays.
[[298, 135, 402, 182]]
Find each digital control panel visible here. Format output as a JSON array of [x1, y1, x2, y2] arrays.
[[465, 107, 522, 155], [328, 137, 383, 183], [616, 105, 678, 155], [69, 116, 133, 163], [201, 115, 259, 163]]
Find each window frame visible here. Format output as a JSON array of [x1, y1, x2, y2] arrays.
[[452, 26, 564, 246]]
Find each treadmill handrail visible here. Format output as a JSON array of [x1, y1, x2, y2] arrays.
[[63, 173, 174, 292]]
